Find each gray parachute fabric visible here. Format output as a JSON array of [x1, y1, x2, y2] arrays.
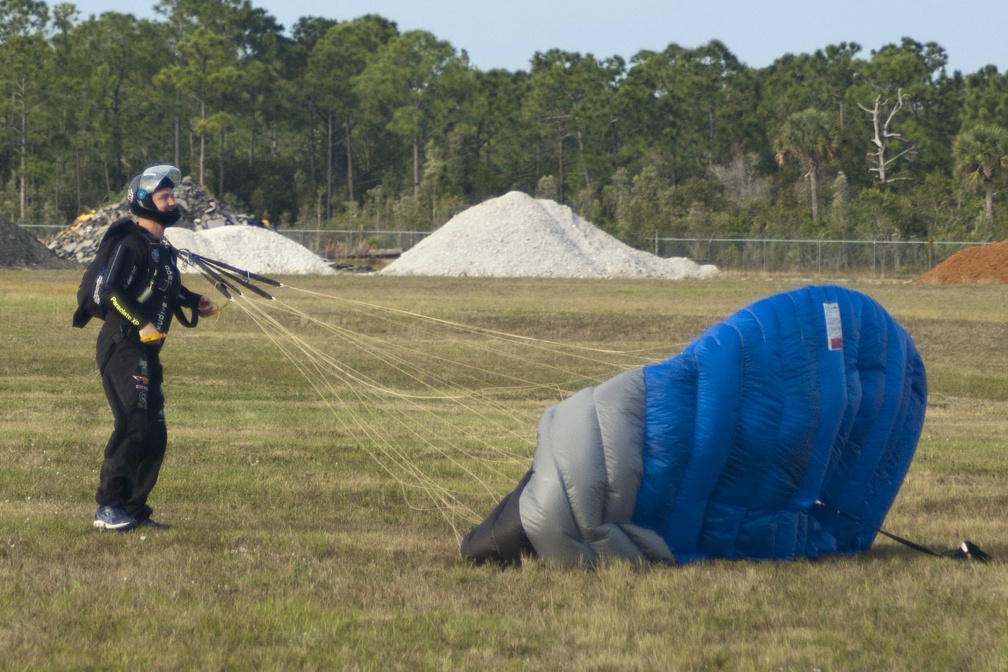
[[461, 369, 674, 566], [519, 369, 674, 565], [461, 369, 671, 565]]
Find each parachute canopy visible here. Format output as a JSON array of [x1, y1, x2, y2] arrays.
[[462, 285, 928, 566]]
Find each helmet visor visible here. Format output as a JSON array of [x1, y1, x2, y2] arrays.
[[138, 165, 181, 194]]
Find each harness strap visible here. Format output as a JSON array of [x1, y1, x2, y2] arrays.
[[173, 304, 199, 328]]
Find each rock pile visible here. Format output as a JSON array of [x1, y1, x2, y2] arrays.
[[0, 217, 79, 269], [47, 176, 263, 264], [380, 191, 718, 280], [916, 240, 1008, 284]]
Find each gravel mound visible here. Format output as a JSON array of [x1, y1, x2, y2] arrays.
[[916, 240, 1008, 284], [380, 191, 718, 279], [166, 226, 334, 275]]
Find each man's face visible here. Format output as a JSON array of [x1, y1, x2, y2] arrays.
[[151, 187, 176, 212]]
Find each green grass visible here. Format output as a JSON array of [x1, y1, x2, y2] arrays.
[[2, 270, 1007, 670]]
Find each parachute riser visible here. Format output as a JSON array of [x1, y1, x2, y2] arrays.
[[172, 245, 279, 301]]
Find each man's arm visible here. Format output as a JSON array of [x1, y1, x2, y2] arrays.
[[99, 239, 149, 329]]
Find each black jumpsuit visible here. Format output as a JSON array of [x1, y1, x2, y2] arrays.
[[94, 222, 200, 523]]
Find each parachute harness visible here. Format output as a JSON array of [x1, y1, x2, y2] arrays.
[[815, 500, 991, 563]]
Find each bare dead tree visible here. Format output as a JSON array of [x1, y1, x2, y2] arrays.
[[858, 90, 917, 183]]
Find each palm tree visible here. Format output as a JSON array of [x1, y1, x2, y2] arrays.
[[953, 123, 1008, 238], [774, 109, 838, 222]]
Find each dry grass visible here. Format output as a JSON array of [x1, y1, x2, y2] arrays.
[[1, 270, 1007, 670]]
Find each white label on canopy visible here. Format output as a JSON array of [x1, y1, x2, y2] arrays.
[[823, 302, 843, 351]]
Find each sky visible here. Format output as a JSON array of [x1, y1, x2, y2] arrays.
[[66, 0, 1008, 76]]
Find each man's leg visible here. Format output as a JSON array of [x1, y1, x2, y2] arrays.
[[126, 353, 167, 523]]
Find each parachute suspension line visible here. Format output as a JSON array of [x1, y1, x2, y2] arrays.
[[174, 253, 519, 535], [247, 284, 662, 456], [285, 285, 666, 371], [256, 297, 541, 401], [231, 294, 493, 538], [174, 256, 677, 542], [222, 286, 575, 540], [241, 296, 535, 473], [246, 296, 541, 459]]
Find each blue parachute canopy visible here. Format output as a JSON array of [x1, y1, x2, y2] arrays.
[[462, 285, 928, 566]]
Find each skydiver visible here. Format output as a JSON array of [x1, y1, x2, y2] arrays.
[[82, 165, 216, 532]]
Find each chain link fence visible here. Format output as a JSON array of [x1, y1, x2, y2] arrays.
[[20, 224, 982, 277], [277, 230, 980, 277], [277, 229, 431, 257], [652, 237, 984, 277], [19, 224, 66, 237]]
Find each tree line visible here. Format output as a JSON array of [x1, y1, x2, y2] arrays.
[[2, 0, 1008, 246]]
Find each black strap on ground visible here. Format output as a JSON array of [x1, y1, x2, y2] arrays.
[[814, 499, 991, 562]]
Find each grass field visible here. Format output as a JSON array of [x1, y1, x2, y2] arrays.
[[1, 269, 1007, 671]]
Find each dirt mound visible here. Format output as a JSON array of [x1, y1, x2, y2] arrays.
[[916, 240, 1008, 284], [0, 217, 80, 269]]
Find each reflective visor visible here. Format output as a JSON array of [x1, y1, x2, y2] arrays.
[[138, 165, 181, 194]]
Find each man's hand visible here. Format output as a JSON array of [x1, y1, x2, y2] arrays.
[[138, 322, 166, 344], [197, 295, 219, 318]]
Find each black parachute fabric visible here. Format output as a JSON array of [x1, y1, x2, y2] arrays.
[[462, 285, 928, 567]]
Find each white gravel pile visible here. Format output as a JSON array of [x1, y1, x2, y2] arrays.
[[165, 225, 334, 275], [380, 191, 718, 279]]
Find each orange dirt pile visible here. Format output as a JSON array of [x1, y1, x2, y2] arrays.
[[916, 240, 1008, 284]]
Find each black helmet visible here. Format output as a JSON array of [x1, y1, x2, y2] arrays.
[[127, 164, 183, 226]]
